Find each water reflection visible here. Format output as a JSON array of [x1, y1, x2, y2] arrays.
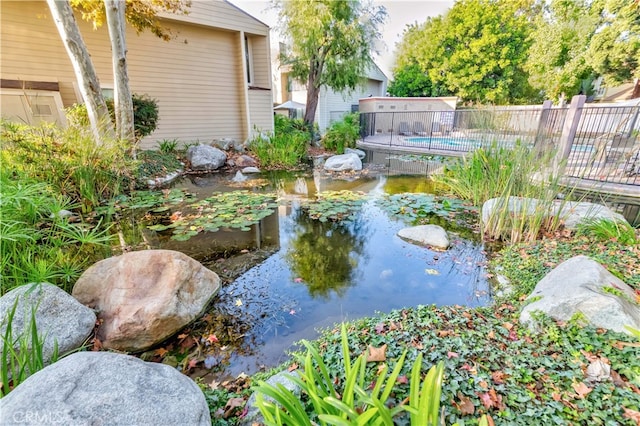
[[138, 170, 491, 380], [285, 206, 368, 298]]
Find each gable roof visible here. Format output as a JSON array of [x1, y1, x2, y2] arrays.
[[159, 0, 269, 35]]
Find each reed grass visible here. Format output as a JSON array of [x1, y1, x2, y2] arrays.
[[434, 141, 572, 244]]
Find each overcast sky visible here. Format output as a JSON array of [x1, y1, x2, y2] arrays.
[[228, 0, 454, 78]]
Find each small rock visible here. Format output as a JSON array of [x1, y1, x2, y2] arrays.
[[236, 155, 257, 168], [324, 153, 362, 172], [232, 171, 247, 182], [242, 166, 261, 174], [241, 370, 301, 426], [585, 359, 611, 383], [397, 225, 450, 250], [345, 147, 366, 159]]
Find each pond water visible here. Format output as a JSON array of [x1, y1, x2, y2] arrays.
[[139, 163, 492, 381]]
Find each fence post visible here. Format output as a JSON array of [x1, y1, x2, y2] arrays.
[[553, 95, 586, 176], [534, 100, 553, 146]]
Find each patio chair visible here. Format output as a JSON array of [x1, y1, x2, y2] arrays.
[[413, 121, 429, 136], [399, 121, 412, 136]]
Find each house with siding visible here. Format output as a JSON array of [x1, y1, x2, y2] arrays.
[[276, 58, 388, 133], [0, 0, 273, 148]]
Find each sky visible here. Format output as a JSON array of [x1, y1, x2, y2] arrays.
[[228, 0, 454, 78]]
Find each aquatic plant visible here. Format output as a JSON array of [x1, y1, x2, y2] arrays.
[[299, 190, 368, 222], [376, 193, 474, 223], [147, 191, 278, 241]]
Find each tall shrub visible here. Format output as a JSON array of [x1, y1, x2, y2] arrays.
[[322, 113, 360, 154]]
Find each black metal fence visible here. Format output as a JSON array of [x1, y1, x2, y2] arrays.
[[359, 102, 640, 187]]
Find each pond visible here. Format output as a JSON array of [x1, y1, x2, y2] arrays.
[[116, 154, 492, 381]]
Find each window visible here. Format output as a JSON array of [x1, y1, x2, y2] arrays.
[[244, 35, 253, 84], [101, 88, 114, 100]]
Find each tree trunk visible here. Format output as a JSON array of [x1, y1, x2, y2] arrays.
[[104, 0, 135, 145], [304, 74, 321, 145], [46, 0, 115, 144]]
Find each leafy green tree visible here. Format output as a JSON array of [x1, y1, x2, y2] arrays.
[[525, 0, 600, 100], [586, 0, 640, 84], [392, 0, 539, 104], [388, 63, 438, 97], [275, 0, 386, 130]]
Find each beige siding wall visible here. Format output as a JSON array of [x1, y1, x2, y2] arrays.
[[2, 1, 273, 148], [248, 89, 274, 135]]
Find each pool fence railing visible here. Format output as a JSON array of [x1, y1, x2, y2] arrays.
[[358, 95, 640, 188]]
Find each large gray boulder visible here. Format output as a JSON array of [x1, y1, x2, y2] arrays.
[[0, 283, 95, 366], [72, 250, 220, 352], [187, 144, 227, 171], [481, 197, 628, 230], [0, 351, 211, 426], [323, 153, 363, 172], [520, 256, 640, 334], [397, 225, 450, 250]]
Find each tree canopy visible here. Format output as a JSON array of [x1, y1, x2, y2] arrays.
[[391, 0, 639, 103], [392, 0, 538, 104], [275, 0, 386, 128]]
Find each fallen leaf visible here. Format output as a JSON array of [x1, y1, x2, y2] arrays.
[[487, 330, 495, 340], [572, 382, 592, 399], [154, 347, 169, 357], [207, 334, 219, 344], [177, 333, 188, 339], [425, 268, 440, 275], [552, 392, 562, 401], [209, 380, 220, 390], [447, 351, 459, 359], [478, 392, 493, 409], [235, 299, 243, 307], [455, 392, 475, 415], [397, 375, 409, 385], [374, 323, 386, 334], [289, 309, 296, 315], [366, 344, 387, 362], [479, 380, 488, 389], [293, 277, 303, 283], [502, 322, 513, 330], [491, 371, 507, 384], [187, 358, 199, 370], [622, 407, 640, 424], [288, 363, 299, 372]]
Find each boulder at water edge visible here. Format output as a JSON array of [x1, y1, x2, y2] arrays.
[[345, 147, 366, 160], [187, 144, 227, 171], [481, 197, 628, 230], [397, 225, 450, 250], [72, 250, 220, 352], [0, 351, 211, 426], [0, 283, 95, 367], [324, 153, 363, 172], [520, 256, 640, 334]]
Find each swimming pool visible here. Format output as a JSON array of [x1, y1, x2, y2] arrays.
[[405, 136, 486, 149]]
